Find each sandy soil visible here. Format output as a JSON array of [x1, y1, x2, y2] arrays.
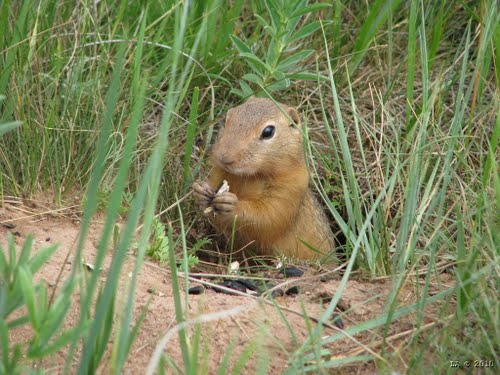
[[0, 198, 454, 374]]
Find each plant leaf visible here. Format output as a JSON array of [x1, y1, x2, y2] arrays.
[[29, 244, 58, 274], [265, 79, 291, 92], [0, 246, 8, 281], [276, 50, 314, 71], [264, 0, 281, 29], [239, 80, 254, 97], [287, 21, 324, 44], [290, 3, 332, 19], [288, 71, 329, 81], [18, 235, 34, 267], [242, 73, 263, 84], [33, 322, 91, 358], [18, 266, 39, 329], [230, 87, 245, 98], [230, 35, 251, 54], [239, 53, 273, 73], [254, 14, 269, 29]]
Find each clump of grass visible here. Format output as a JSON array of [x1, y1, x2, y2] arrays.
[[0, 234, 75, 374]]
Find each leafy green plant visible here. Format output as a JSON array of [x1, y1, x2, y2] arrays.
[[143, 217, 171, 264], [0, 234, 82, 374], [230, 0, 331, 97], [130, 217, 199, 268]]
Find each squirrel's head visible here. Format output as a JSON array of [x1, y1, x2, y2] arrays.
[[212, 97, 303, 176]]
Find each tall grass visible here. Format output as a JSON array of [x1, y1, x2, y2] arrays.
[[0, 0, 498, 373]]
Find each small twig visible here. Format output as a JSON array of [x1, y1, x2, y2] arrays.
[[48, 233, 79, 305], [0, 205, 81, 224], [135, 192, 192, 232], [0, 198, 22, 205], [179, 272, 275, 281]]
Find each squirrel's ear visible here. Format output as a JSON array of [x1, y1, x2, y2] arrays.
[[287, 107, 301, 127]]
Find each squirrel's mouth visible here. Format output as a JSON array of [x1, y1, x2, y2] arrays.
[[219, 163, 252, 176], [215, 158, 254, 176], [212, 152, 250, 176]]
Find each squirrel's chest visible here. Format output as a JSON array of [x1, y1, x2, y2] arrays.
[[225, 175, 273, 200]]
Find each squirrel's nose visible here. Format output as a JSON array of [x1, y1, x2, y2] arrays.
[[219, 153, 236, 166]]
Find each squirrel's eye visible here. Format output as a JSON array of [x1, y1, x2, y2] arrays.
[[260, 125, 275, 140]]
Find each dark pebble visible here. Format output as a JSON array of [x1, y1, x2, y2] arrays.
[[235, 278, 258, 291], [285, 286, 300, 295], [272, 288, 284, 297], [282, 267, 304, 278], [226, 280, 248, 293], [213, 280, 247, 295], [319, 275, 337, 283], [188, 285, 205, 295], [259, 282, 285, 297], [331, 313, 344, 329]]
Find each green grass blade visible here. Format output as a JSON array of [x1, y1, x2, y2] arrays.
[[183, 86, 199, 190], [349, 0, 402, 75], [0, 121, 21, 137], [405, 0, 418, 127]]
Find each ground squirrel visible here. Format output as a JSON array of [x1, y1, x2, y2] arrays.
[[193, 97, 335, 260]]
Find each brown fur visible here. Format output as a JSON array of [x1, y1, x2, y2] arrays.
[[193, 97, 334, 260]]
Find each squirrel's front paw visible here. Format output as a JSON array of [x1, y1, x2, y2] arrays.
[[212, 191, 238, 214], [192, 181, 215, 208]]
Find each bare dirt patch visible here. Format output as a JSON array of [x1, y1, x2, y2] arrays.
[[1, 201, 453, 374]]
